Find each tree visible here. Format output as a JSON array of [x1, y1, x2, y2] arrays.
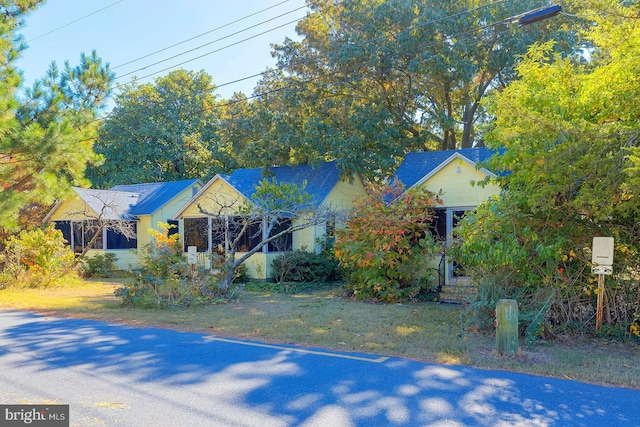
[[87, 70, 226, 187], [235, 0, 580, 179], [0, 2, 113, 229], [197, 179, 344, 289], [453, 0, 640, 338]]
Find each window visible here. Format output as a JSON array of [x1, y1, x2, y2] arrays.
[[55, 220, 138, 251], [184, 217, 209, 252], [106, 222, 137, 249], [167, 220, 179, 238]]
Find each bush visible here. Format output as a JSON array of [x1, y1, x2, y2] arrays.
[[0, 226, 78, 288], [115, 223, 241, 307], [271, 249, 341, 283], [335, 184, 442, 302], [81, 253, 118, 278]]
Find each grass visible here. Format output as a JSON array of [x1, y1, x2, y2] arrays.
[[1, 279, 638, 389]]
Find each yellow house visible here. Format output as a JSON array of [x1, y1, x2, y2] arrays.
[[392, 148, 501, 300], [172, 161, 367, 279], [44, 179, 202, 270]]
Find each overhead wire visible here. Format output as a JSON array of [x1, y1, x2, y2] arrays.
[[114, 12, 307, 81], [213, 0, 512, 91], [89, 0, 547, 124], [112, 0, 303, 71], [27, 0, 124, 43], [113, 0, 511, 90]]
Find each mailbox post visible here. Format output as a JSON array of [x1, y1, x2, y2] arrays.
[[188, 246, 198, 280], [591, 237, 614, 331]]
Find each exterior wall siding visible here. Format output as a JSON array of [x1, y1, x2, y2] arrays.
[[419, 160, 500, 208]]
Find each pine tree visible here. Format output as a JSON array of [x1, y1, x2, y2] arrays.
[[0, 1, 114, 228]]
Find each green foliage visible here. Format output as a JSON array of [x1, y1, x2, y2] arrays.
[[0, 226, 78, 288], [88, 70, 227, 186], [230, 0, 582, 178], [251, 178, 314, 213], [81, 253, 118, 278], [0, 0, 113, 229], [115, 223, 240, 308], [335, 184, 441, 302], [271, 248, 341, 284], [454, 0, 640, 340]]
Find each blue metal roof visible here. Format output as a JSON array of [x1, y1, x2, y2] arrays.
[[393, 148, 497, 189], [110, 179, 200, 215], [225, 162, 341, 206]]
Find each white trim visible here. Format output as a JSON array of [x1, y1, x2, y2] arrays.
[[172, 174, 252, 220], [411, 152, 496, 190]]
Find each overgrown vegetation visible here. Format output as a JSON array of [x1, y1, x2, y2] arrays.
[[0, 226, 79, 288], [452, 0, 640, 342], [335, 184, 441, 302], [114, 224, 241, 308]]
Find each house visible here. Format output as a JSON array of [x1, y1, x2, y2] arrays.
[[392, 148, 501, 300], [172, 161, 367, 279], [44, 179, 203, 270]]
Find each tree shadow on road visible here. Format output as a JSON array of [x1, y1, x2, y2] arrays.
[[0, 310, 637, 426]]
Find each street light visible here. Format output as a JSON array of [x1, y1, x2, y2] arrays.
[[511, 4, 562, 26]]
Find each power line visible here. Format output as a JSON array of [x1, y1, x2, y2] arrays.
[[214, 0, 512, 91], [115, 0, 509, 89], [27, 0, 124, 43], [214, 8, 532, 110], [112, 0, 296, 70], [93, 0, 554, 124], [114, 10, 307, 81]]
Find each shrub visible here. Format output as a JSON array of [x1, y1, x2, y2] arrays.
[[115, 223, 241, 307], [335, 184, 442, 302], [0, 226, 78, 288], [271, 249, 341, 283], [81, 253, 119, 278]]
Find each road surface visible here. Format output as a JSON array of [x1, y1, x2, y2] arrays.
[[0, 310, 638, 426]]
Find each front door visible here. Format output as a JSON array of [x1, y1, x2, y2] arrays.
[[443, 207, 475, 280]]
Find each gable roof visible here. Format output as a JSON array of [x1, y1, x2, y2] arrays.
[[110, 179, 201, 216], [45, 179, 202, 223], [72, 187, 139, 220], [222, 161, 341, 206], [393, 148, 496, 190]]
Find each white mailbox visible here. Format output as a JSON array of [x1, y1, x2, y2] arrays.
[[187, 246, 198, 265], [592, 237, 614, 266]]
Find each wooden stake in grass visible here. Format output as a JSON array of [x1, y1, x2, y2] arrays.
[[495, 299, 519, 356]]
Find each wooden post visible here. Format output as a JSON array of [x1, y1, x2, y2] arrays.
[[496, 299, 519, 356], [596, 274, 605, 331]]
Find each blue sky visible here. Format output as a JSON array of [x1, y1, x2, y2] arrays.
[[16, 0, 308, 100]]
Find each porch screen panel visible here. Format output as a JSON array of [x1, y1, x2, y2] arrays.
[[54, 221, 72, 247], [268, 218, 293, 252], [184, 217, 209, 252], [430, 209, 447, 241], [229, 216, 262, 252]]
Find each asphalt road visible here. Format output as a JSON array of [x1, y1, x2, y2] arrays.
[[0, 310, 638, 427]]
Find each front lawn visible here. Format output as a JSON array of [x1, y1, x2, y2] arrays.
[[0, 279, 637, 389]]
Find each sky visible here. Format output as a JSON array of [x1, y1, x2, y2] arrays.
[[15, 0, 308, 101]]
